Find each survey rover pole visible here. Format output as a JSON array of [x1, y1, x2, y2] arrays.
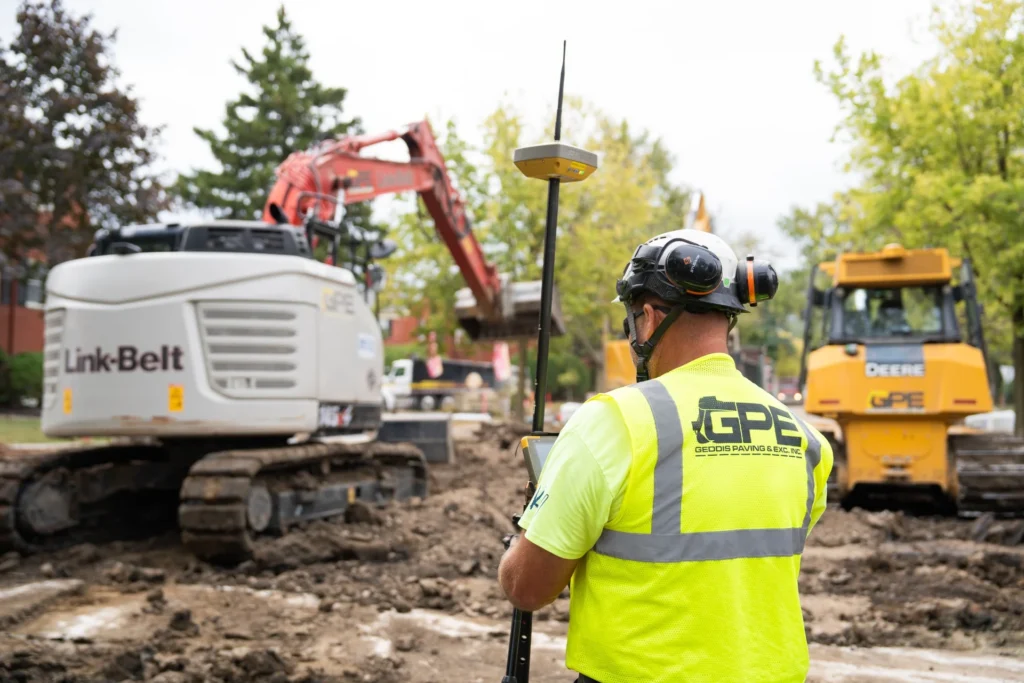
[[500, 176, 560, 682], [532, 183, 561, 431], [501, 41, 598, 683]]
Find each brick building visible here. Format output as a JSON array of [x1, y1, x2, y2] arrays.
[[380, 309, 500, 363], [0, 267, 46, 355]]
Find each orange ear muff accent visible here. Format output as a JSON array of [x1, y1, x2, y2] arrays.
[[745, 256, 756, 305]]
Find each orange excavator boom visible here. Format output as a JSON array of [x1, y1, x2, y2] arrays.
[[262, 121, 509, 326]]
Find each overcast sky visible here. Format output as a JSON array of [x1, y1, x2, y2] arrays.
[[1, 0, 942, 271]]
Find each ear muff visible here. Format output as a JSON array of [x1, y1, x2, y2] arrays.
[[663, 242, 723, 295], [736, 254, 779, 306]]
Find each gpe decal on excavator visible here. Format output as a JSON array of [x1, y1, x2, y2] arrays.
[[0, 120, 551, 564]]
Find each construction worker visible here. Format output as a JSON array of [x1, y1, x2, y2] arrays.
[[498, 229, 834, 683]]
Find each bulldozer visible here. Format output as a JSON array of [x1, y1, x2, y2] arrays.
[[799, 243, 1024, 515]]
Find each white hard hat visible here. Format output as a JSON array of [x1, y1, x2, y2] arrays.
[[613, 229, 776, 313]]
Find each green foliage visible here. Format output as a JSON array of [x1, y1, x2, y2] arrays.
[[552, 105, 692, 368], [0, 348, 10, 405], [384, 342, 426, 368], [9, 352, 42, 403], [521, 344, 593, 401], [782, 0, 1024, 425], [726, 246, 808, 378], [382, 119, 486, 345], [0, 0, 167, 264], [557, 369, 580, 390], [382, 100, 692, 391], [811, 0, 1024, 341], [173, 5, 374, 233], [777, 202, 860, 266], [0, 349, 43, 406]]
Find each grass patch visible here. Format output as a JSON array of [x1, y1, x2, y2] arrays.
[[0, 415, 70, 444]]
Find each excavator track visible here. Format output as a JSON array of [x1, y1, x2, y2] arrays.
[[0, 442, 193, 554], [951, 432, 1024, 516], [0, 438, 428, 563], [179, 440, 427, 564]]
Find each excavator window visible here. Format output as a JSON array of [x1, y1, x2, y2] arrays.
[[88, 228, 182, 256], [87, 223, 311, 259]]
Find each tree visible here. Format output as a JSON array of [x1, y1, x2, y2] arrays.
[[777, 201, 860, 266], [382, 99, 693, 415], [551, 108, 692, 374], [474, 99, 692, 395], [382, 119, 487, 350], [0, 0, 166, 265], [174, 6, 374, 233], [718, 225, 811, 380], [804, 0, 1024, 432]]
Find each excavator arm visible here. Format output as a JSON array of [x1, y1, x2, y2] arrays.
[[263, 121, 506, 328]]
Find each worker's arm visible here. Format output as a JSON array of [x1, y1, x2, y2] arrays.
[[498, 403, 625, 611], [807, 428, 835, 536], [498, 533, 579, 612]]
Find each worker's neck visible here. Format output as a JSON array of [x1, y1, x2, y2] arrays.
[[649, 335, 728, 378]]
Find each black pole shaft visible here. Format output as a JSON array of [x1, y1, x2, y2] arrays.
[[504, 40, 567, 683], [503, 606, 521, 676], [531, 178, 560, 433]]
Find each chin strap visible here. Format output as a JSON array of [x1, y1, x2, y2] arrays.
[[625, 303, 685, 383]]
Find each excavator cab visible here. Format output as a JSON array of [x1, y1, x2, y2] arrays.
[[799, 244, 1024, 515]]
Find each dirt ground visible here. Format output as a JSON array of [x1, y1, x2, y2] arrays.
[[1, 421, 1023, 683]]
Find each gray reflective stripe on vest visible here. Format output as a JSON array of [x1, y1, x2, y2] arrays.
[[637, 380, 684, 535], [794, 416, 822, 530], [594, 526, 808, 563], [593, 380, 821, 563]]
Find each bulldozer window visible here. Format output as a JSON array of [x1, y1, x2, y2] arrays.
[[839, 287, 944, 340]]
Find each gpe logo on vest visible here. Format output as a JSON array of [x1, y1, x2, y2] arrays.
[[692, 396, 805, 458]]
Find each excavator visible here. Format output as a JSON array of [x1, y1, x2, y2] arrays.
[[799, 243, 1024, 515], [0, 120, 559, 563]]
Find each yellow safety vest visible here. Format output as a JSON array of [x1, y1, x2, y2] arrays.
[[567, 354, 829, 683]]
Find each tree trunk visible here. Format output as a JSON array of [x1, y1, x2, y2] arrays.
[[514, 339, 528, 423], [1013, 308, 1024, 438]]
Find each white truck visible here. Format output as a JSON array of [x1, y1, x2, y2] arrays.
[[383, 357, 497, 412]]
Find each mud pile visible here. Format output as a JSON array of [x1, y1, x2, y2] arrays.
[[183, 421, 535, 618], [2, 420, 1024, 682], [807, 505, 1024, 550], [802, 508, 1024, 650]]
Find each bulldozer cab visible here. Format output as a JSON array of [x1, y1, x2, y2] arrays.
[[796, 244, 1024, 516], [825, 284, 952, 344], [799, 245, 994, 395]]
